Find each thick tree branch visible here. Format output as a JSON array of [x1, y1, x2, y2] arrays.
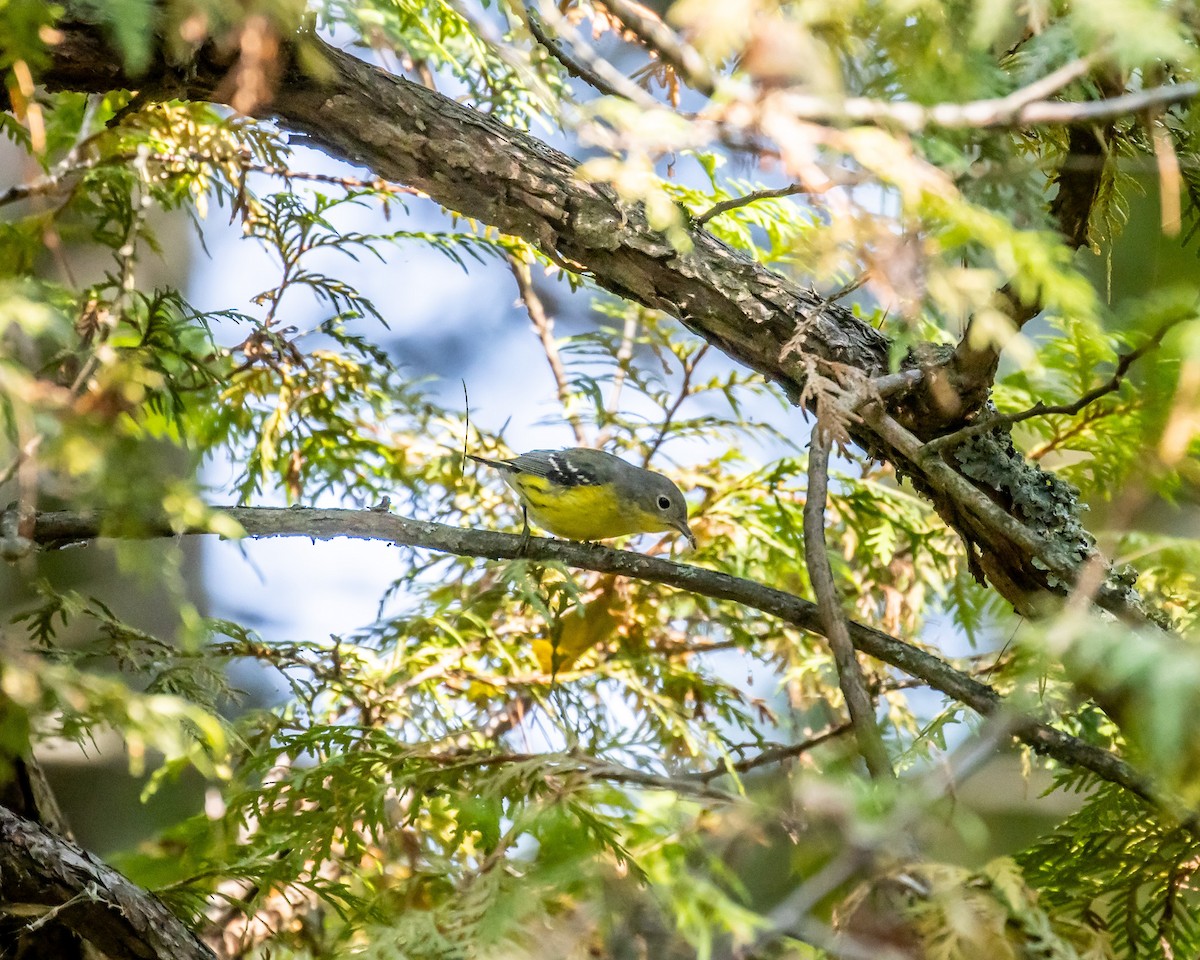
[[16, 504, 1161, 809], [21, 19, 1166, 647], [35, 18, 893, 403], [0, 803, 215, 960], [0, 755, 82, 959]]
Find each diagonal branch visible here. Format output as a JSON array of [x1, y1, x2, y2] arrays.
[[508, 255, 589, 445], [523, 5, 629, 101], [0, 803, 215, 960], [865, 403, 1150, 624], [14, 503, 1164, 811], [21, 20, 1170, 660], [685, 722, 854, 784], [803, 425, 894, 779], [523, 3, 659, 107], [693, 183, 806, 226]]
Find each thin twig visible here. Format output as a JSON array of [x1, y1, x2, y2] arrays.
[[802, 425, 894, 780], [594, 310, 640, 448], [1028, 404, 1122, 461], [524, 6, 626, 100], [644, 342, 709, 465], [924, 314, 1190, 456], [0, 433, 42, 489], [418, 749, 737, 804], [694, 183, 806, 226], [226, 162, 419, 195], [14, 502, 1169, 812], [529, 2, 661, 109], [508, 256, 588, 445], [686, 722, 854, 783], [22, 882, 104, 934], [0, 150, 420, 209], [0, 154, 101, 207]]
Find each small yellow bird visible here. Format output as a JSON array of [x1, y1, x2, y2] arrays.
[[469, 447, 696, 549]]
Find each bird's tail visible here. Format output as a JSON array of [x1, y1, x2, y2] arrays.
[[466, 453, 511, 470]]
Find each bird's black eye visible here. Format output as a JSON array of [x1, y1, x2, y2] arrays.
[[657, 495, 672, 510]]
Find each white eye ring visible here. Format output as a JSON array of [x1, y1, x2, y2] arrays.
[[657, 495, 671, 510]]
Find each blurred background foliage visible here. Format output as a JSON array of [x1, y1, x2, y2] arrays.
[[2, 0, 1200, 958]]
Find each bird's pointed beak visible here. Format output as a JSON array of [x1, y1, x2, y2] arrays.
[[674, 521, 697, 550]]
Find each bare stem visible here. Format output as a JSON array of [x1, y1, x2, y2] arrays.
[[527, 2, 660, 108], [644, 343, 709, 465], [802, 425, 894, 780], [523, 5, 626, 101], [686, 722, 855, 783], [508, 256, 588, 445], [0, 433, 42, 490], [0, 150, 420, 209], [694, 183, 806, 226]]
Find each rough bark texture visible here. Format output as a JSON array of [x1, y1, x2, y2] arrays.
[[39, 20, 893, 398], [0, 804, 215, 960], [25, 20, 1151, 616], [0, 757, 84, 960]]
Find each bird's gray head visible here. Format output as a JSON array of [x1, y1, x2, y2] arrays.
[[634, 472, 696, 549]]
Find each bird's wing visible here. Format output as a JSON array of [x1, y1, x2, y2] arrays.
[[508, 449, 603, 487]]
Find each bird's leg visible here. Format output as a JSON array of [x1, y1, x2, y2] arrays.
[[518, 505, 531, 557]]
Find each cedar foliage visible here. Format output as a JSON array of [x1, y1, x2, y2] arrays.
[[2, 1, 1200, 958]]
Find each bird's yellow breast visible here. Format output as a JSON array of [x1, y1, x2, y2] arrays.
[[509, 475, 668, 541]]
